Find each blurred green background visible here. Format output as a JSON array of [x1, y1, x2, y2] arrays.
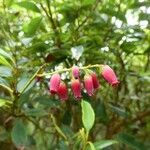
[[0, 0, 150, 149]]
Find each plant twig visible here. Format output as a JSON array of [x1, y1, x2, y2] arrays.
[[19, 64, 46, 96], [38, 64, 103, 77], [40, 2, 61, 48], [51, 114, 68, 141], [76, 0, 101, 31], [0, 83, 13, 94]]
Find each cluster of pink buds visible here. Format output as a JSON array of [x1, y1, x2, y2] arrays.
[[49, 65, 119, 101]]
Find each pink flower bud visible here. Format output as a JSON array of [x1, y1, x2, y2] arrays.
[[72, 66, 80, 79], [49, 74, 61, 94], [57, 82, 68, 101], [71, 79, 82, 99], [84, 75, 94, 96], [102, 65, 119, 87], [91, 72, 100, 89]]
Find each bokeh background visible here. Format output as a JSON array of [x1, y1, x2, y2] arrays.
[[0, 0, 150, 149]]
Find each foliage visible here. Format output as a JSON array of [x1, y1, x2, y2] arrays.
[[0, 0, 150, 149]]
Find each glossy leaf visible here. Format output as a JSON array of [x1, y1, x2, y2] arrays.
[[23, 17, 42, 36], [0, 83, 13, 94], [25, 108, 48, 117], [35, 96, 56, 107], [96, 100, 109, 123], [109, 104, 129, 118], [87, 142, 96, 150], [11, 120, 27, 147], [0, 48, 13, 62], [0, 98, 12, 107], [117, 132, 146, 150], [17, 77, 35, 93], [94, 140, 118, 149], [0, 55, 12, 68], [0, 66, 12, 77], [81, 100, 95, 132]]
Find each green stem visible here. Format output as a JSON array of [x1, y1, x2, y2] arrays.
[[0, 83, 13, 95], [40, 2, 61, 48], [51, 114, 68, 141], [19, 64, 46, 96], [38, 64, 103, 77], [82, 131, 89, 150]]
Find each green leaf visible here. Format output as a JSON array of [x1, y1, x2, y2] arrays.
[[0, 98, 12, 107], [109, 104, 129, 118], [0, 55, 12, 68], [94, 140, 118, 149], [17, 77, 35, 93], [130, 1, 150, 8], [83, 0, 95, 6], [58, 140, 68, 150], [23, 17, 42, 36], [0, 48, 13, 61], [96, 100, 109, 123], [117, 132, 146, 150], [5, 0, 14, 7], [0, 83, 13, 94], [35, 96, 56, 107], [87, 142, 96, 150], [28, 41, 48, 52], [0, 77, 9, 86], [11, 119, 27, 147], [16, 1, 40, 13], [101, 7, 126, 22], [81, 100, 95, 132], [0, 66, 12, 77], [62, 110, 72, 125], [58, 3, 78, 22], [25, 108, 48, 117]]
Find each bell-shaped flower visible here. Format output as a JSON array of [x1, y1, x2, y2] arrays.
[[102, 65, 119, 87], [49, 74, 61, 94], [57, 82, 68, 101], [84, 75, 94, 96], [91, 72, 100, 89], [71, 79, 82, 99]]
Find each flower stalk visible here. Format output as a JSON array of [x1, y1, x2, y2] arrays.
[[37, 64, 103, 77]]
